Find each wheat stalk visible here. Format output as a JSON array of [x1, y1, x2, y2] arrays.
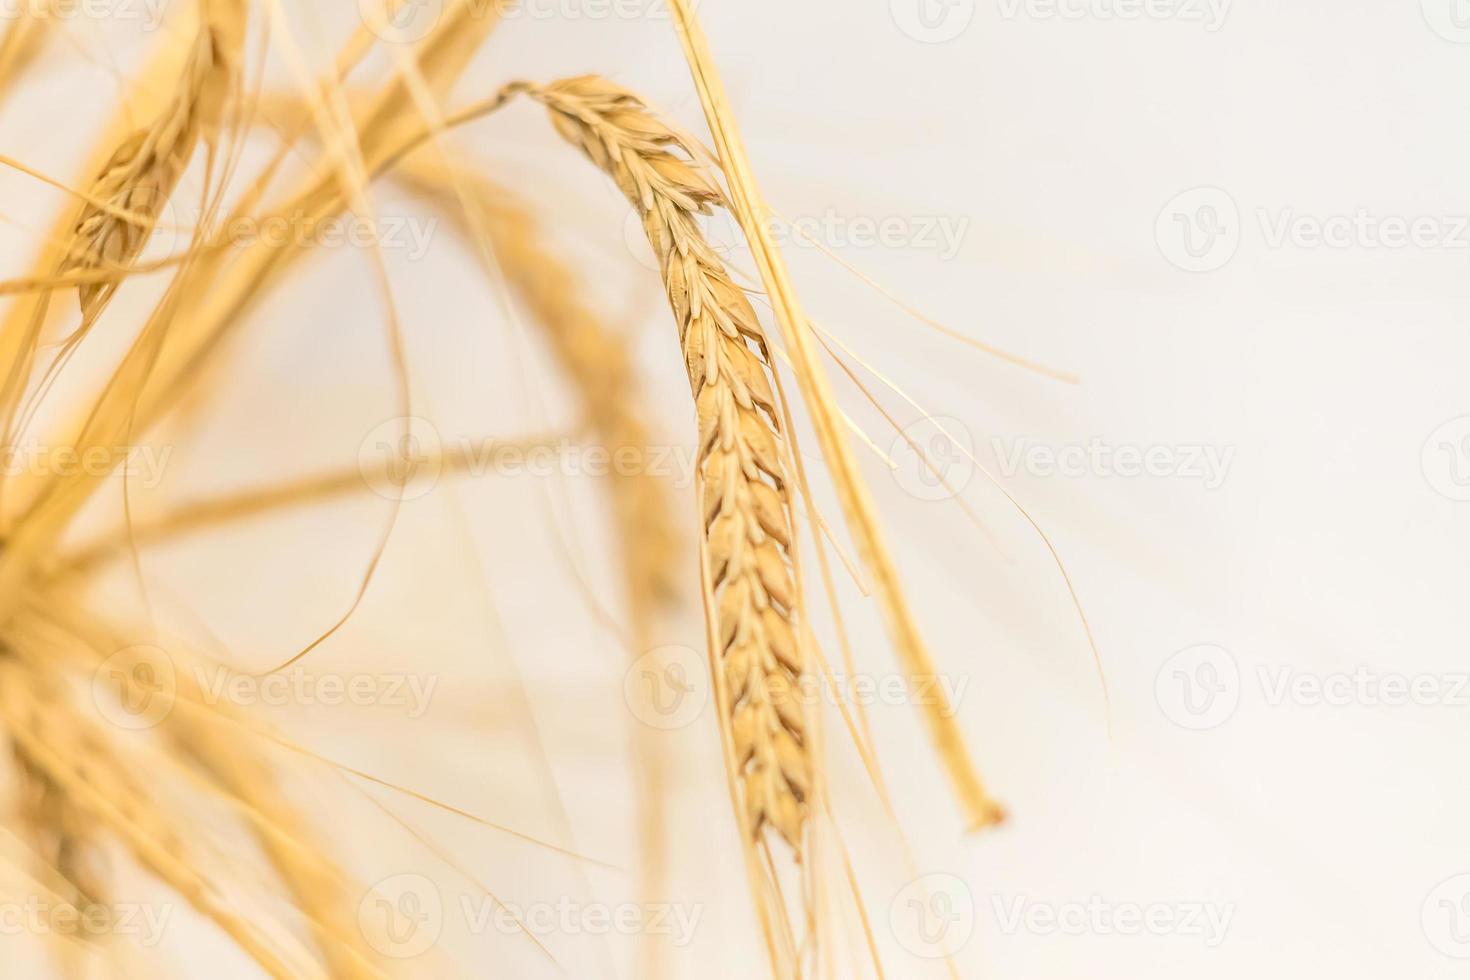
[[522, 76, 812, 854]]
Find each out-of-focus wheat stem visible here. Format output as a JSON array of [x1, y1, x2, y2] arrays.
[[49, 429, 575, 580], [389, 153, 682, 977], [0, 656, 305, 979], [168, 677, 381, 978], [0, 3, 55, 107]]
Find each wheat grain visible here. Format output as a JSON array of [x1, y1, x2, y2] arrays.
[[526, 76, 811, 852]]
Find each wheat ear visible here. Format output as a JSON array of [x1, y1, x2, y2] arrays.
[[0, 0, 501, 613], [0, 0, 245, 505], [524, 76, 811, 852], [62, 0, 241, 320], [389, 156, 680, 609], [663, 0, 1005, 833]]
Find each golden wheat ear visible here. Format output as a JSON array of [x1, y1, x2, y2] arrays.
[[387, 156, 681, 611], [665, 0, 1006, 836], [63, 0, 243, 321], [0, 0, 248, 502], [528, 76, 814, 859]]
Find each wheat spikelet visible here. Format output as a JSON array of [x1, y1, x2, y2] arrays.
[[526, 76, 811, 852]]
